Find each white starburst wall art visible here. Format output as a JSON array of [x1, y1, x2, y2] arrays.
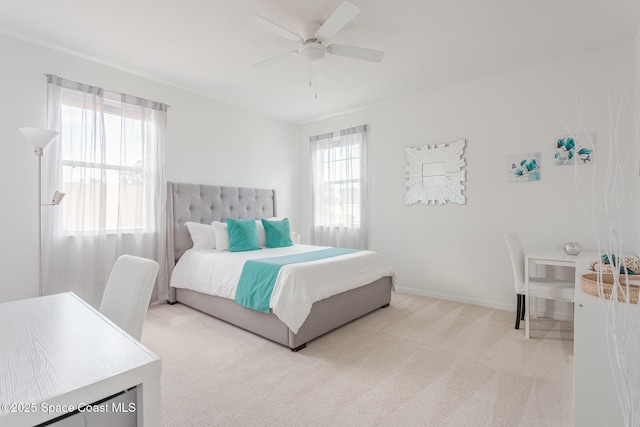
[[404, 139, 466, 205]]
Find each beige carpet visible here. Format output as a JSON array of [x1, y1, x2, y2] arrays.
[[142, 292, 574, 426]]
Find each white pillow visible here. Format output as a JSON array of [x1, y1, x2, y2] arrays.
[[212, 221, 230, 251], [185, 222, 216, 249], [213, 218, 277, 250], [256, 217, 277, 247]]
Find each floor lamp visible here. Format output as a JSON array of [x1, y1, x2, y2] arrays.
[[20, 127, 64, 297]]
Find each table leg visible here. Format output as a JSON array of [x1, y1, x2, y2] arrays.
[[137, 375, 161, 426]]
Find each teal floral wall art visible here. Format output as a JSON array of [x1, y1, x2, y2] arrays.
[[554, 133, 594, 165], [508, 152, 540, 182]]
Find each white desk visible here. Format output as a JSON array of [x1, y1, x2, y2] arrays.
[[0, 292, 161, 426], [524, 250, 598, 339]]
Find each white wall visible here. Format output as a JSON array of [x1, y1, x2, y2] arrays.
[[637, 29, 640, 253], [299, 41, 637, 312], [0, 33, 299, 303], [2, 31, 635, 313], [637, 27, 640, 106]]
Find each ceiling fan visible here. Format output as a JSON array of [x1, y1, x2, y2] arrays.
[[249, 1, 385, 70]]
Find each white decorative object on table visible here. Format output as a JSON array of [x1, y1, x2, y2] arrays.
[[404, 139, 466, 205], [572, 95, 639, 426], [563, 241, 582, 255]]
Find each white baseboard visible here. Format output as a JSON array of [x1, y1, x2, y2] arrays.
[[395, 286, 574, 322], [395, 286, 513, 312]]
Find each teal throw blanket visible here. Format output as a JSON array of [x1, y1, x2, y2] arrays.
[[235, 248, 360, 313]]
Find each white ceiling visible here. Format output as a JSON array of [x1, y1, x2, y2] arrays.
[[1, 0, 640, 123]]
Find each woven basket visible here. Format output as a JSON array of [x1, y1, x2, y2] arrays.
[[580, 273, 640, 304]]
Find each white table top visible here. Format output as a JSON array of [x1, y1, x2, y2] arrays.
[[526, 250, 599, 263], [0, 292, 161, 426]]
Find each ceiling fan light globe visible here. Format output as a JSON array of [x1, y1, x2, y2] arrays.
[[299, 43, 326, 63]]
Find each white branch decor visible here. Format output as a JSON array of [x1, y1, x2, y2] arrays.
[[574, 92, 640, 426], [404, 139, 466, 205]]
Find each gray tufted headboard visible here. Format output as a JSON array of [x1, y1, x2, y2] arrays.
[[167, 182, 276, 263]]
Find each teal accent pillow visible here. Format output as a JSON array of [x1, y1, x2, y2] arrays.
[[262, 218, 293, 248], [226, 218, 259, 252]]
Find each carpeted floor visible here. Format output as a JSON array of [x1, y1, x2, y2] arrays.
[[142, 292, 574, 426]]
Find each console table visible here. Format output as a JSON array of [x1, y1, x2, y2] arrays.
[[0, 292, 161, 426], [524, 251, 598, 339]]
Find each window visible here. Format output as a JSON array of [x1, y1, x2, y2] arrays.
[[58, 90, 156, 233], [316, 137, 361, 227], [310, 125, 368, 249]]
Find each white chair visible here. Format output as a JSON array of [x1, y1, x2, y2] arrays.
[[99, 255, 159, 341], [504, 232, 575, 332]]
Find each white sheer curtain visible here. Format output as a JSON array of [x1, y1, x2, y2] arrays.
[[310, 125, 368, 249], [44, 75, 168, 307]]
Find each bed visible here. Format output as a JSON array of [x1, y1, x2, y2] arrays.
[[166, 182, 394, 351]]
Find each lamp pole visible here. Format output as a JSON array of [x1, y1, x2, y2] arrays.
[[20, 128, 60, 296], [37, 151, 43, 297]]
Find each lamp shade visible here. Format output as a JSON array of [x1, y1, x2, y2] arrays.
[[19, 127, 59, 149]]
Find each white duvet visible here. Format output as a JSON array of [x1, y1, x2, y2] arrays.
[[170, 244, 396, 333]]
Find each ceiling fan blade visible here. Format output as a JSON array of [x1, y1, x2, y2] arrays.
[[249, 14, 303, 43], [326, 44, 385, 63], [252, 50, 299, 69], [315, 1, 360, 41]]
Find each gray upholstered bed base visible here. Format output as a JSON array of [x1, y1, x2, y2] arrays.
[[167, 182, 392, 351], [175, 277, 392, 351]]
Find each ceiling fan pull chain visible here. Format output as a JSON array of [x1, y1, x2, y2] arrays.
[[308, 62, 318, 98]]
